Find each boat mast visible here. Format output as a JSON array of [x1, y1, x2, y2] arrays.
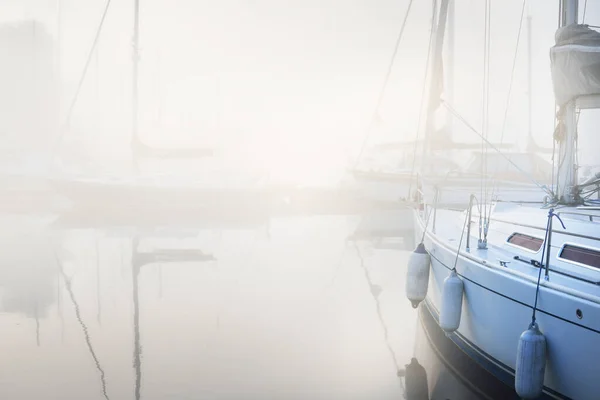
[[424, 0, 450, 159], [446, 0, 454, 135], [555, 0, 578, 204], [157, 50, 163, 133], [527, 13, 533, 152], [56, 0, 62, 124], [132, 0, 140, 171]]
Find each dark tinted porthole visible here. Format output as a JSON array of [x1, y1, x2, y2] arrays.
[[507, 233, 543, 252], [560, 245, 600, 269]]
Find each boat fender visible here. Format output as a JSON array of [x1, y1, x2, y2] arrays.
[[439, 269, 463, 334], [406, 243, 430, 309], [515, 322, 547, 399]]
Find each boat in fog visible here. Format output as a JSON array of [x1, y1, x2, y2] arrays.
[[409, 1, 600, 399]]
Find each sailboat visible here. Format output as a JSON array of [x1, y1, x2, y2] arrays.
[[48, 1, 279, 217], [346, 1, 554, 206], [410, 1, 600, 399]]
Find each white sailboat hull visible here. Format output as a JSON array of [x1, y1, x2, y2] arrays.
[[413, 207, 600, 400]]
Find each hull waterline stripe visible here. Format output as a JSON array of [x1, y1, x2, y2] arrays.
[[418, 302, 509, 400], [420, 299, 569, 399]]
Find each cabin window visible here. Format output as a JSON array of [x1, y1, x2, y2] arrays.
[[506, 233, 543, 252], [559, 245, 600, 268]]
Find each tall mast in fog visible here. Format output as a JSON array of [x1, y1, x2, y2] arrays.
[[132, 0, 140, 171], [56, 0, 62, 123], [446, 0, 454, 135]]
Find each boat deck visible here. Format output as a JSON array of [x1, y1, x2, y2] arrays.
[[419, 203, 600, 301]]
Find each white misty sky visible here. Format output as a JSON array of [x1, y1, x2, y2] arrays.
[[2, 0, 599, 184]]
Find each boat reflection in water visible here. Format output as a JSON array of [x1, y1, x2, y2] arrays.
[[401, 320, 480, 400], [130, 235, 216, 400], [0, 206, 514, 399], [401, 302, 523, 400]]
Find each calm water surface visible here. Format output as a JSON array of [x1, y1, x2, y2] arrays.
[[0, 210, 481, 399]]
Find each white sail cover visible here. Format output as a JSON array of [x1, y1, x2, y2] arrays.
[[550, 24, 600, 106]]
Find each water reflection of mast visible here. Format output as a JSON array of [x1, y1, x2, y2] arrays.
[[353, 243, 404, 390], [55, 253, 110, 400], [158, 262, 163, 299], [96, 237, 101, 324], [131, 236, 216, 399], [34, 302, 40, 347], [57, 266, 64, 342], [132, 238, 141, 400]]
